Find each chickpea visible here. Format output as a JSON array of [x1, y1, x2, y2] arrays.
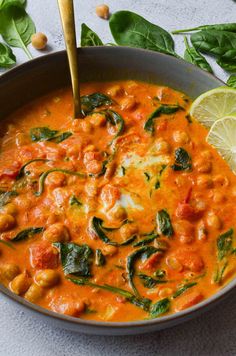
[[154, 138, 171, 154], [109, 206, 127, 221], [194, 158, 212, 173], [14, 196, 32, 209], [212, 191, 226, 203], [107, 85, 123, 97], [43, 223, 70, 243], [120, 96, 137, 111], [166, 256, 183, 272], [196, 175, 213, 189], [24, 283, 44, 303], [31, 32, 48, 50], [159, 287, 173, 298], [1, 203, 18, 216], [206, 212, 222, 229], [67, 144, 82, 159], [89, 113, 106, 127], [0, 263, 20, 282], [35, 269, 60, 288], [173, 131, 190, 144], [10, 273, 31, 295], [201, 150, 212, 160], [86, 160, 103, 175], [83, 144, 96, 153], [58, 300, 85, 316], [85, 181, 98, 197], [95, 4, 109, 19], [46, 171, 66, 188], [102, 245, 118, 257], [120, 223, 138, 239], [0, 214, 15, 232], [78, 120, 92, 133], [213, 175, 229, 187]]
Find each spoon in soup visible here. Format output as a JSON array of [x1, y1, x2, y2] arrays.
[[57, 0, 83, 118]]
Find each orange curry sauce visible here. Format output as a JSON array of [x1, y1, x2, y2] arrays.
[[0, 80, 235, 322]]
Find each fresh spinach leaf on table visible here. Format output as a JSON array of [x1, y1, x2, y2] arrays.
[[0, 41, 15, 67], [183, 36, 213, 73], [109, 10, 177, 57], [81, 23, 103, 46], [0, 0, 25, 10], [172, 23, 236, 34], [0, 6, 35, 59], [227, 75, 236, 88]]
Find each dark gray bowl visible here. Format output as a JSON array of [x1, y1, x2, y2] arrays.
[[0, 47, 229, 335]]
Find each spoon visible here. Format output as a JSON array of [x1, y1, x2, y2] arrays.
[[57, 0, 83, 118]]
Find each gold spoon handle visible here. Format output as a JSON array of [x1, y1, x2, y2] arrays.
[[57, 0, 83, 118]]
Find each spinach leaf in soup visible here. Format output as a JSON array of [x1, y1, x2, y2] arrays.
[[138, 273, 167, 288], [102, 109, 125, 143], [49, 131, 72, 143], [0, 42, 16, 68], [95, 249, 106, 266], [109, 11, 177, 57], [227, 75, 236, 88], [157, 209, 174, 237], [81, 93, 113, 115], [0, 0, 26, 10], [217, 228, 234, 261], [172, 282, 197, 298], [12, 227, 44, 242], [80, 23, 103, 46], [69, 195, 82, 207], [144, 104, 180, 134], [149, 298, 170, 318], [0, 190, 18, 206], [30, 127, 59, 141], [0, 7, 35, 59], [54, 242, 93, 277], [171, 147, 192, 171], [183, 36, 213, 73]]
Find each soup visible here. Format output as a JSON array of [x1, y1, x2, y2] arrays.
[[0, 80, 235, 322]]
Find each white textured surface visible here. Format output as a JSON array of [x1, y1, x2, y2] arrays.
[[1, 0, 236, 355]]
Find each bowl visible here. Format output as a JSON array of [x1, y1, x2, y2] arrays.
[[0, 46, 230, 335]]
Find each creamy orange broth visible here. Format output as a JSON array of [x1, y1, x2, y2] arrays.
[[0, 80, 235, 322]]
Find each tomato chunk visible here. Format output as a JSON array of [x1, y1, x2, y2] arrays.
[[174, 291, 204, 312], [29, 241, 58, 269], [176, 203, 200, 220], [100, 184, 121, 210]]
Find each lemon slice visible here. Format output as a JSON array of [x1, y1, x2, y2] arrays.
[[206, 116, 236, 173], [190, 87, 236, 127]]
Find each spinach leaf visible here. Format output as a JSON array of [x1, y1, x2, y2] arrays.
[[213, 262, 228, 284], [34, 168, 85, 196], [0, 42, 16, 67], [127, 246, 159, 296], [191, 30, 236, 61], [227, 75, 236, 88], [172, 23, 236, 34], [216, 57, 236, 72], [81, 23, 103, 46], [12, 227, 44, 242], [0, 7, 35, 59], [157, 209, 174, 237], [95, 249, 105, 266], [138, 273, 167, 288], [0, 239, 15, 249], [0, 190, 18, 206], [48, 132, 72, 143], [133, 232, 158, 247], [144, 172, 151, 181], [81, 93, 112, 115], [30, 127, 59, 142], [91, 217, 136, 246], [69, 195, 82, 207], [144, 104, 180, 134], [171, 147, 192, 171], [109, 11, 177, 57], [154, 269, 166, 279], [183, 36, 213, 73], [68, 277, 151, 311], [0, 0, 25, 10], [149, 298, 170, 318], [103, 109, 125, 143], [172, 282, 197, 298], [16, 158, 49, 180], [217, 228, 234, 261], [54, 243, 93, 276]]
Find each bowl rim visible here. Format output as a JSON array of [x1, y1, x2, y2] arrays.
[[0, 46, 230, 331]]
